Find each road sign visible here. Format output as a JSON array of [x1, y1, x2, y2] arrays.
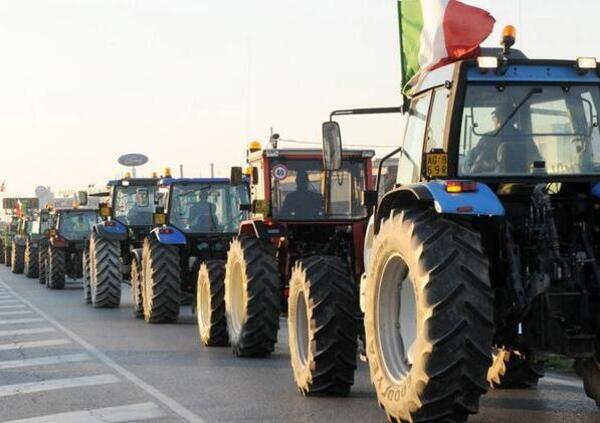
[[118, 154, 149, 167]]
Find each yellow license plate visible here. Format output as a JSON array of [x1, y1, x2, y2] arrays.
[[426, 153, 448, 177]]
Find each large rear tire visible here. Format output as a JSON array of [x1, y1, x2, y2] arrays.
[[47, 246, 66, 289], [130, 255, 144, 318], [24, 240, 39, 278], [0, 241, 5, 264], [142, 237, 181, 323], [90, 232, 122, 308], [487, 347, 544, 389], [575, 351, 600, 407], [364, 208, 494, 423], [288, 256, 358, 396], [11, 241, 24, 274], [197, 260, 228, 346], [83, 246, 91, 304], [225, 237, 280, 357], [38, 240, 48, 285]]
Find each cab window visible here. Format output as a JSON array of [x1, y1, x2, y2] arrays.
[[425, 88, 449, 153], [397, 92, 431, 185]]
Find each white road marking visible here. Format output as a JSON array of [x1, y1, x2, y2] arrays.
[[0, 300, 20, 305], [544, 376, 584, 389], [0, 310, 33, 316], [0, 374, 120, 398], [0, 318, 44, 325], [0, 305, 26, 309], [4, 401, 166, 423], [0, 279, 205, 423], [0, 353, 92, 370], [0, 339, 70, 351], [0, 327, 57, 337], [0, 296, 13, 299]]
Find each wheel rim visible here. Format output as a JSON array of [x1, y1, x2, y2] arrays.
[[294, 291, 310, 368], [228, 260, 245, 335], [376, 253, 417, 384], [199, 275, 210, 329]]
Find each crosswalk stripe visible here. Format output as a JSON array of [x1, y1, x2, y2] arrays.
[[0, 305, 26, 309], [0, 353, 92, 370], [0, 310, 33, 316], [544, 376, 583, 389], [0, 319, 44, 325], [4, 402, 166, 423], [0, 300, 20, 305], [0, 374, 120, 398], [0, 327, 57, 337], [0, 339, 70, 351]]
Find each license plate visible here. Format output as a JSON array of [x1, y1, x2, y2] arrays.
[[426, 153, 448, 177]]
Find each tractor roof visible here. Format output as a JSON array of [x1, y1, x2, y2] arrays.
[[159, 177, 230, 186], [107, 178, 158, 187], [250, 148, 375, 161]]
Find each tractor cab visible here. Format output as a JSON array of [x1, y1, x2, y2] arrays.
[[153, 177, 250, 258], [240, 144, 374, 282]]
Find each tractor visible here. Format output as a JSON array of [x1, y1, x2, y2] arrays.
[[84, 176, 158, 310], [1, 216, 19, 266], [10, 215, 28, 274], [30, 209, 53, 282], [12, 210, 51, 278], [44, 207, 99, 289], [198, 142, 373, 380], [320, 29, 600, 422], [140, 175, 250, 324]]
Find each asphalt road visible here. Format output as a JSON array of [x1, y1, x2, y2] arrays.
[[0, 266, 598, 423]]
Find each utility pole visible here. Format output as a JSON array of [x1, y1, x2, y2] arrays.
[[210, 163, 215, 178], [179, 164, 184, 178]]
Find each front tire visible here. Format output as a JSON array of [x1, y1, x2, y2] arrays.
[[11, 241, 24, 274], [4, 244, 12, 266], [142, 237, 181, 323], [197, 260, 228, 346], [90, 232, 122, 308], [24, 240, 39, 278], [47, 246, 66, 289], [288, 256, 358, 396], [364, 208, 494, 423], [83, 247, 91, 304], [130, 255, 144, 318], [225, 238, 280, 357], [38, 240, 48, 285]]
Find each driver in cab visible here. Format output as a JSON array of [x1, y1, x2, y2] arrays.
[[280, 170, 324, 218], [466, 103, 542, 174]]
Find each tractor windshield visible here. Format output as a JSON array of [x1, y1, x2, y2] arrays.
[[58, 211, 99, 241], [169, 182, 250, 234], [459, 84, 600, 177], [113, 185, 157, 226], [270, 159, 367, 220]]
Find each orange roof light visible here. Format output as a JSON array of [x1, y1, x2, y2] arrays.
[[248, 140, 262, 152], [503, 25, 516, 40]]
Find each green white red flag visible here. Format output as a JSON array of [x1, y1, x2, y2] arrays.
[[398, 0, 495, 93]]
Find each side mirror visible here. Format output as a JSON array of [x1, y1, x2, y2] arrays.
[[77, 191, 88, 206], [230, 167, 243, 186], [322, 121, 342, 171]]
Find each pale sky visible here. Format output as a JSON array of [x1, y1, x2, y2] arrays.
[[0, 0, 597, 196]]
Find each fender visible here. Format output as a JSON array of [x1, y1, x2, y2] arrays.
[[150, 226, 187, 245], [593, 182, 600, 199], [238, 219, 286, 240], [375, 180, 505, 233], [93, 220, 128, 241]]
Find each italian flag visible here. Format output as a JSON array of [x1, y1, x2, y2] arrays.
[[399, 0, 495, 93]]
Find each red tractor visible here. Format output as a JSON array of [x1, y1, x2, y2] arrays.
[[197, 140, 374, 395]]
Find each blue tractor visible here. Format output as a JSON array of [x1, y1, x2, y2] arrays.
[[139, 176, 250, 324], [321, 31, 600, 422], [85, 176, 158, 310]]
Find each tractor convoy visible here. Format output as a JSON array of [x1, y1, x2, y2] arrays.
[[3, 24, 600, 423]]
